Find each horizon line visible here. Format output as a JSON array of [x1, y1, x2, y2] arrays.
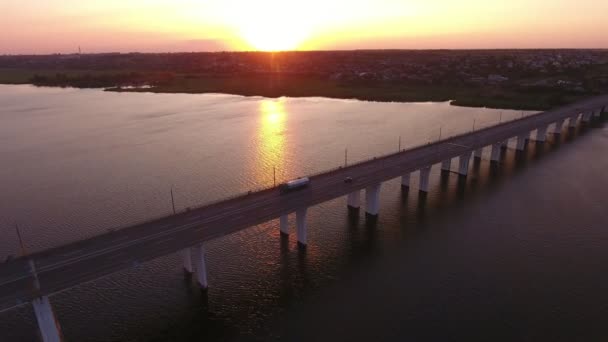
[[3, 47, 608, 57]]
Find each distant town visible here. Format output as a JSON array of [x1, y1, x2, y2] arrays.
[[2, 49, 608, 110]]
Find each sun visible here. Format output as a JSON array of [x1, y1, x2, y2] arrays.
[[225, 0, 314, 51], [241, 22, 309, 51]]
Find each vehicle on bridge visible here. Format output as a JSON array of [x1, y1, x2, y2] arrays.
[[279, 177, 310, 194]]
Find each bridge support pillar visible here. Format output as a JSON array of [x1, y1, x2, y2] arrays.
[[191, 245, 208, 289], [582, 111, 592, 123], [535, 126, 548, 142], [181, 248, 194, 273], [490, 143, 502, 163], [296, 207, 308, 246], [441, 159, 451, 173], [347, 191, 361, 209], [401, 174, 410, 189], [473, 148, 483, 160], [458, 152, 472, 176], [569, 114, 578, 128], [554, 118, 565, 134], [516, 133, 528, 151], [33, 296, 62, 342], [419, 166, 431, 193], [280, 214, 289, 235], [365, 183, 382, 216]]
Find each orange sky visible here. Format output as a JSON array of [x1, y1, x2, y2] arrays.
[[1, 0, 608, 54]]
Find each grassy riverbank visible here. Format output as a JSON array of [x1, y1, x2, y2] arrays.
[[0, 68, 595, 110]]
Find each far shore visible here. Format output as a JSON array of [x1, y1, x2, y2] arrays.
[[0, 68, 598, 111]]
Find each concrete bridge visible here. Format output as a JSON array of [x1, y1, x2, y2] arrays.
[[1, 96, 606, 342]]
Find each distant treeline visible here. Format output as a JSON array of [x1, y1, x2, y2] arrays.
[[30, 72, 174, 88]]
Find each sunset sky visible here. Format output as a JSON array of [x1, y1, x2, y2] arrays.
[[2, 0, 608, 54]]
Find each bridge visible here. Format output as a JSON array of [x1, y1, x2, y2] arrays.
[[1, 96, 607, 342]]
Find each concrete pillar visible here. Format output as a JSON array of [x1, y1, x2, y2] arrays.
[[365, 183, 381, 216], [347, 191, 361, 209], [458, 152, 472, 176], [554, 119, 564, 134], [535, 125, 548, 142], [582, 111, 592, 123], [441, 159, 451, 172], [280, 214, 289, 235], [419, 166, 432, 193], [401, 173, 411, 188], [296, 207, 308, 246], [33, 296, 62, 342], [516, 133, 528, 151], [490, 143, 502, 163], [191, 245, 208, 289], [569, 114, 578, 128], [473, 148, 483, 159], [181, 248, 194, 273]]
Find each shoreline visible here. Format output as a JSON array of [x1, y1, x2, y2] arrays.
[[103, 87, 516, 110], [102, 85, 577, 111], [0, 70, 596, 111], [0, 80, 575, 111]]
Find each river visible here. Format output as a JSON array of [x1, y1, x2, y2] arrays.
[[0, 85, 607, 341]]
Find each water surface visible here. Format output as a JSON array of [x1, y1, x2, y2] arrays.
[[0, 85, 606, 341]]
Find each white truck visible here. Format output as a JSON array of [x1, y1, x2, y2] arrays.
[[279, 177, 310, 194]]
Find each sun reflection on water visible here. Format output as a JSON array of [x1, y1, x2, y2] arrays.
[[253, 99, 288, 187]]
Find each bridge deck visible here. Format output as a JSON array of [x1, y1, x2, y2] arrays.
[[1, 95, 606, 312]]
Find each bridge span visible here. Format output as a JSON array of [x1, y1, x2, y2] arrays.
[[1, 96, 606, 341]]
